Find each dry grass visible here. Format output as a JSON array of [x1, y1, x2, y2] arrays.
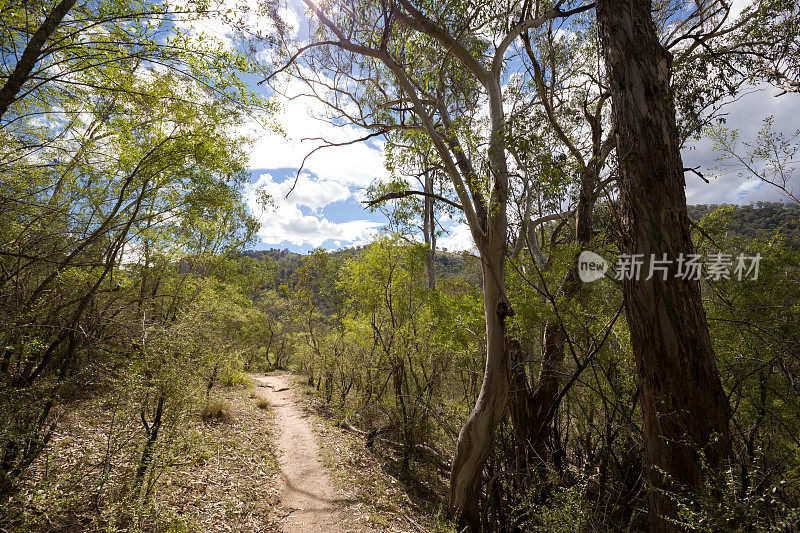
[[200, 400, 234, 423], [248, 386, 270, 408], [4, 387, 280, 532], [150, 389, 280, 532]]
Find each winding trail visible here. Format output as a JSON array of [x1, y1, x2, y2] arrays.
[[251, 373, 347, 532]]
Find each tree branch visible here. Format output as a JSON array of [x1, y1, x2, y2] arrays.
[[365, 189, 463, 210], [0, 0, 78, 121]]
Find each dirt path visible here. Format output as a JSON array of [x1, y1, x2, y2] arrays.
[[251, 373, 347, 532]]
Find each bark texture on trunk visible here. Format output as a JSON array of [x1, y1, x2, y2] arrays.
[[448, 77, 511, 531], [595, 1, 731, 530]]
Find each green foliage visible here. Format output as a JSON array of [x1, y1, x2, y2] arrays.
[[655, 462, 800, 532], [0, 0, 283, 522], [690, 206, 800, 529], [2, 0, 800, 529], [687, 202, 800, 243], [286, 236, 483, 474], [520, 473, 594, 532]]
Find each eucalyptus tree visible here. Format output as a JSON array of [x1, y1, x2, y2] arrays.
[[595, 1, 733, 529], [513, 1, 796, 527], [368, 130, 458, 290], [265, 0, 594, 526]]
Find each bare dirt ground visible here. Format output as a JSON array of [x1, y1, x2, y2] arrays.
[[252, 373, 351, 532]]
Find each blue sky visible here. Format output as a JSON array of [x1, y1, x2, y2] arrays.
[[217, 0, 800, 253]]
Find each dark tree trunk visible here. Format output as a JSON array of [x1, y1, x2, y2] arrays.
[[509, 159, 598, 469], [0, 0, 78, 121], [595, 1, 732, 530]]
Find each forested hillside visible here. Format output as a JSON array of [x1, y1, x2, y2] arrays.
[[246, 202, 800, 287], [688, 202, 800, 243], [2, 1, 800, 532], [243, 247, 480, 287]]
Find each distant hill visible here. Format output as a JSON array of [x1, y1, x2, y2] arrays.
[[688, 202, 800, 244], [242, 248, 303, 286], [242, 202, 800, 286], [242, 246, 479, 287]]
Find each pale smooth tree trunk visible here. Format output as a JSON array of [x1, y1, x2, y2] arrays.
[[595, 1, 732, 530], [448, 77, 512, 530], [423, 168, 436, 291]]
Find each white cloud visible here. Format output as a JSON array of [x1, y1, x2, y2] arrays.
[[258, 171, 351, 211], [244, 172, 383, 247], [238, 72, 391, 249], [245, 75, 388, 188], [438, 222, 476, 253], [683, 84, 800, 205], [735, 179, 764, 197], [729, 0, 752, 21]]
